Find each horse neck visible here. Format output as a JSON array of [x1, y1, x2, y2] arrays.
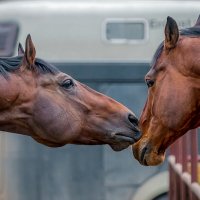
[[198, 91, 200, 127], [0, 74, 34, 136], [195, 79, 200, 128], [191, 47, 200, 127]]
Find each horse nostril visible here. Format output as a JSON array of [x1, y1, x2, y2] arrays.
[[141, 146, 148, 166], [128, 114, 141, 141], [128, 114, 139, 126]]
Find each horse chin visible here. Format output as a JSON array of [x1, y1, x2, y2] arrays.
[[109, 142, 131, 151], [132, 143, 165, 166], [142, 152, 165, 166]]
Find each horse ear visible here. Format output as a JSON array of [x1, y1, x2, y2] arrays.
[[18, 42, 24, 56], [194, 15, 200, 26], [24, 34, 36, 67], [164, 16, 179, 50]]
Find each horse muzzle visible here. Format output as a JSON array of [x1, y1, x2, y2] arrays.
[[109, 129, 141, 151], [132, 142, 165, 166]]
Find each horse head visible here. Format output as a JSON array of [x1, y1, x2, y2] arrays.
[[0, 34, 141, 150], [132, 16, 200, 166]]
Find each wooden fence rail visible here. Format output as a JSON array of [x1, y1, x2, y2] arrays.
[[169, 128, 200, 200]]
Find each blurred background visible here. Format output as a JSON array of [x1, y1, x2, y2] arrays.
[[0, 0, 199, 200]]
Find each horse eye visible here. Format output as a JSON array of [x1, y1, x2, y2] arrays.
[[146, 79, 155, 88], [61, 79, 74, 89]]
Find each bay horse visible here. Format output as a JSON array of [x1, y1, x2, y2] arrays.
[[0, 34, 141, 151], [132, 16, 200, 166]]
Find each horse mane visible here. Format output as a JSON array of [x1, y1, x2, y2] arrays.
[[180, 26, 200, 36], [151, 26, 200, 67], [0, 56, 59, 78], [151, 41, 164, 67]]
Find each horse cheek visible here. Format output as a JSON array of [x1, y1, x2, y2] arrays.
[[154, 86, 177, 127], [33, 95, 79, 142], [156, 85, 189, 129]]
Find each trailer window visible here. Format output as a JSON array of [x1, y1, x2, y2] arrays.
[[0, 22, 19, 56], [104, 19, 148, 44]]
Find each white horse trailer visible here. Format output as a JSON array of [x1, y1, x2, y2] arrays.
[[0, 1, 199, 200], [0, 0, 199, 61]]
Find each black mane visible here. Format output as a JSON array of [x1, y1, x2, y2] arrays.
[[151, 26, 200, 67], [0, 56, 59, 78], [151, 41, 164, 68], [180, 26, 200, 36]]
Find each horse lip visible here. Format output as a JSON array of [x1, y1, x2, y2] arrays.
[[140, 147, 148, 166], [132, 126, 140, 133], [114, 133, 135, 143]]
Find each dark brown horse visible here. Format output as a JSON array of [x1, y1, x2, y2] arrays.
[[132, 16, 200, 166], [0, 34, 141, 151]]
